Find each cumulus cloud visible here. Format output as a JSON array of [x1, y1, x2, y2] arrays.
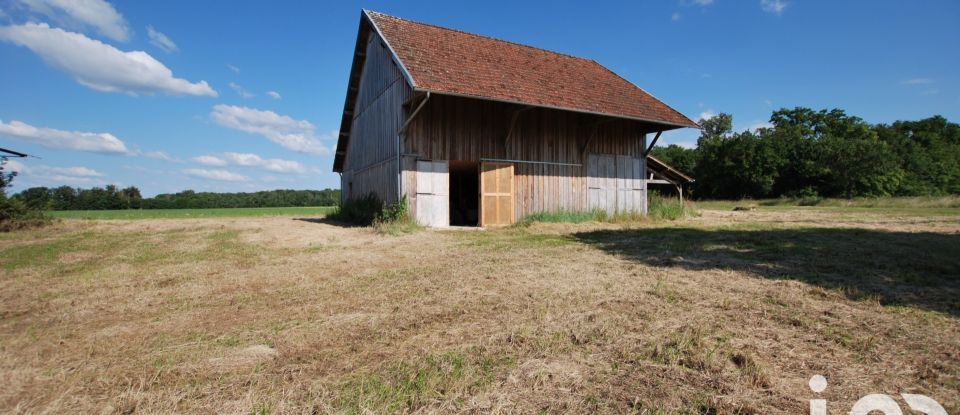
[[229, 82, 254, 98], [0, 23, 216, 96], [267, 90, 281, 100], [698, 110, 717, 121], [760, 0, 788, 15], [182, 168, 247, 182], [17, 0, 130, 41], [0, 119, 128, 154], [222, 152, 305, 174], [192, 155, 226, 166], [5, 159, 108, 187], [209, 105, 330, 155], [192, 152, 306, 174], [146, 25, 177, 53]]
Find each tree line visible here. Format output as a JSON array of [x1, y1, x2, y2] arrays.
[[12, 186, 341, 210], [651, 108, 960, 199]]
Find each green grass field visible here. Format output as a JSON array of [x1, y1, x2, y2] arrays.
[[49, 206, 336, 220], [694, 196, 960, 217]]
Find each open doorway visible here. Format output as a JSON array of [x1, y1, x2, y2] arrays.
[[449, 161, 479, 226]]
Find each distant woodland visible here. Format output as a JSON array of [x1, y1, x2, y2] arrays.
[[10, 187, 340, 210], [652, 108, 960, 199]]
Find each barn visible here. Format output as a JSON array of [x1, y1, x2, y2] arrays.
[[333, 10, 699, 227]]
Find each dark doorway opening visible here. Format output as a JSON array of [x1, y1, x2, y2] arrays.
[[449, 161, 479, 226]]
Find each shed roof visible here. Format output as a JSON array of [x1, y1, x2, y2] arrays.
[[646, 155, 695, 184]]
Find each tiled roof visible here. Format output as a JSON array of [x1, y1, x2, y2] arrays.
[[367, 10, 699, 128]]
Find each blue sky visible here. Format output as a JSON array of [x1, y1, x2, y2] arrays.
[[1, 0, 957, 196]]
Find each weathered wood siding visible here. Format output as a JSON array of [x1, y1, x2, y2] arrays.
[[401, 94, 648, 219], [341, 29, 412, 204]]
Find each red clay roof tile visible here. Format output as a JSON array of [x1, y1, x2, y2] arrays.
[[367, 10, 699, 128]]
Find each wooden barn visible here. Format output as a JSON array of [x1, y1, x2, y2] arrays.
[[333, 10, 699, 227]]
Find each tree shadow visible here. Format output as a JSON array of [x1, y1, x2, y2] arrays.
[[573, 227, 960, 316]]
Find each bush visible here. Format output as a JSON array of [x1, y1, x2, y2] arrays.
[[330, 193, 419, 235], [329, 193, 383, 226], [0, 197, 52, 232]]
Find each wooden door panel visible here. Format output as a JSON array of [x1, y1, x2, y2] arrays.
[[480, 162, 514, 226], [415, 160, 449, 227]]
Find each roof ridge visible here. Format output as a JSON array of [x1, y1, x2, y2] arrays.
[[365, 10, 594, 63]]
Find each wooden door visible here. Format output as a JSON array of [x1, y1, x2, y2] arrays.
[[480, 162, 514, 226], [616, 155, 644, 212], [415, 160, 449, 227], [587, 154, 616, 214]]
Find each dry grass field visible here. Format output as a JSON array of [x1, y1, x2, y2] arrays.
[[1, 206, 958, 414]]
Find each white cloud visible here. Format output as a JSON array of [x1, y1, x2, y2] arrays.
[[18, 0, 130, 42], [192, 155, 227, 166], [141, 150, 175, 161], [267, 90, 281, 100], [902, 78, 933, 85], [760, 0, 788, 15], [35, 165, 103, 177], [671, 12, 681, 21], [5, 159, 108, 187], [698, 110, 717, 121], [146, 25, 177, 53], [209, 105, 330, 155], [229, 82, 254, 99], [182, 168, 248, 182], [680, 0, 713, 6], [222, 152, 305, 174], [192, 152, 306, 174], [227, 64, 240, 73], [0, 23, 216, 96], [0, 119, 128, 154]]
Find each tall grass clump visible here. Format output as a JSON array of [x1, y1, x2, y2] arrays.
[[647, 192, 696, 220], [329, 193, 419, 235], [515, 209, 607, 227]]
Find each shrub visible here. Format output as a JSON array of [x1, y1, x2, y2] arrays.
[[0, 160, 52, 232], [330, 193, 419, 234], [0, 197, 52, 231], [329, 193, 383, 226]]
